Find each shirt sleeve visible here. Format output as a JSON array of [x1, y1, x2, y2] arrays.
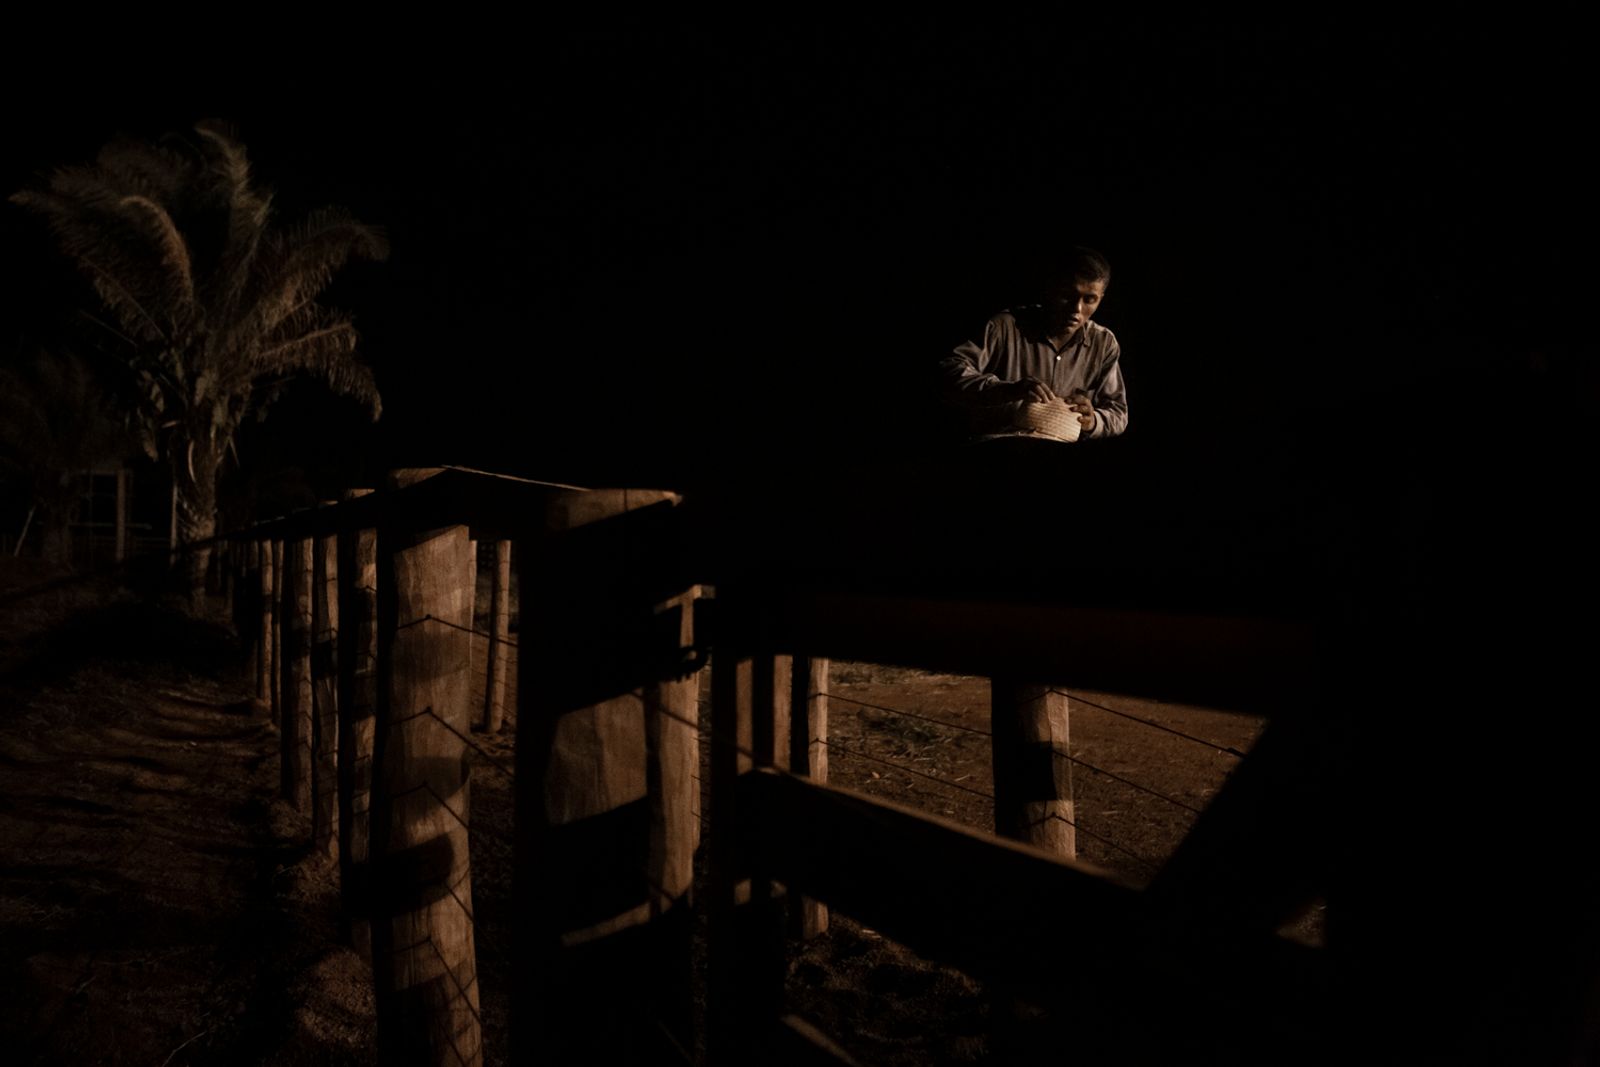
[[938, 317, 1006, 398], [1086, 338, 1128, 439]]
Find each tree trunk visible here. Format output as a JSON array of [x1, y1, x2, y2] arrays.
[[174, 437, 221, 611]]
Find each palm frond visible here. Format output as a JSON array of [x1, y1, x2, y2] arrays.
[[254, 320, 381, 420], [235, 208, 388, 345], [11, 188, 181, 343], [95, 135, 197, 203], [13, 121, 386, 536], [116, 194, 196, 318]]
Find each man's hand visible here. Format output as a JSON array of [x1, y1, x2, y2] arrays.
[[1066, 390, 1095, 431], [995, 376, 1055, 404]]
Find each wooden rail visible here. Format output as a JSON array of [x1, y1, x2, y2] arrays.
[[214, 460, 1599, 1065], [232, 468, 700, 1067]]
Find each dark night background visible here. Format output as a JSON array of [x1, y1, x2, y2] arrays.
[[2, 25, 1598, 1062], [1, 23, 1592, 511]]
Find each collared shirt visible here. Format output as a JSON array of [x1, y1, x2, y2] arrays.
[[939, 308, 1128, 439]]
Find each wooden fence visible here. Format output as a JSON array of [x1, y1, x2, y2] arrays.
[[224, 464, 1598, 1066]]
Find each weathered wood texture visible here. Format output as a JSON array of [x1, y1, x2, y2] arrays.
[[775, 1014, 865, 1067], [255, 541, 270, 704], [113, 468, 128, 563], [789, 654, 830, 938], [217, 539, 231, 609], [707, 645, 792, 1065], [752, 590, 1316, 714], [466, 539, 478, 697], [336, 492, 378, 957], [270, 538, 283, 725], [513, 491, 696, 1066], [481, 540, 512, 733], [312, 525, 340, 861], [371, 521, 481, 1067], [990, 681, 1075, 858], [280, 538, 313, 811], [736, 768, 1327, 1061]]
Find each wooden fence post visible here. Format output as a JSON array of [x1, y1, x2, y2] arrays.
[[312, 513, 340, 861], [466, 538, 478, 687], [241, 541, 259, 701], [258, 540, 273, 708], [336, 490, 378, 957], [481, 540, 511, 733], [271, 538, 284, 727], [990, 680, 1075, 859], [281, 537, 313, 812], [512, 491, 697, 1066], [706, 589, 792, 1065], [113, 467, 128, 564], [220, 539, 234, 611], [370, 519, 482, 1067], [789, 654, 830, 938]]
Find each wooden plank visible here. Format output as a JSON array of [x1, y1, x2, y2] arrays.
[[789, 655, 829, 938], [336, 491, 377, 957], [371, 520, 482, 1067], [1143, 716, 1328, 943], [735, 769, 1136, 985], [311, 522, 340, 861], [707, 647, 789, 1065], [481, 540, 512, 733], [242, 468, 676, 545], [511, 492, 697, 1066], [740, 771, 1332, 1056], [113, 468, 127, 563], [255, 540, 271, 707], [270, 538, 283, 726], [280, 538, 313, 812], [773, 1014, 864, 1067], [751, 589, 1318, 714], [990, 681, 1074, 857]]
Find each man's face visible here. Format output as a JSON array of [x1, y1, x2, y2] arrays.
[[1045, 276, 1107, 338]]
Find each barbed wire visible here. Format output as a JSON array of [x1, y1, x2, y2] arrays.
[[1048, 688, 1249, 758], [419, 936, 481, 1067], [653, 698, 1160, 873], [820, 739, 1158, 871], [821, 688, 1206, 815], [816, 738, 996, 800], [820, 691, 991, 737], [390, 613, 519, 650], [1050, 749, 1205, 815], [420, 706, 516, 781]]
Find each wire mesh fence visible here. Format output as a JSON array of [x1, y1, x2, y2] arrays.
[[7, 518, 1289, 1065], [801, 663, 1267, 883]]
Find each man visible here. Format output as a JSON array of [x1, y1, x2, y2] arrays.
[[939, 246, 1128, 440]]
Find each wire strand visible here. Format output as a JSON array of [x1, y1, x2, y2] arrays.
[[1051, 749, 1205, 815], [817, 739, 995, 800], [1049, 689, 1249, 758], [422, 707, 516, 781], [819, 691, 991, 737], [820, 688, 1204, 813]]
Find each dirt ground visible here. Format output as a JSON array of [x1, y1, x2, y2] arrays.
[[0, 561, 1299, 1065]]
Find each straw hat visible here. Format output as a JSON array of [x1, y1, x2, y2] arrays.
[[986, 397, 1081, 443]]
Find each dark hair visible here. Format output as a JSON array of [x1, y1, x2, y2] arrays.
[[1055, 245, 1111, 288]]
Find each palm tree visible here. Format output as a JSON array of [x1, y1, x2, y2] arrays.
[[10, 120, 386, 604]]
